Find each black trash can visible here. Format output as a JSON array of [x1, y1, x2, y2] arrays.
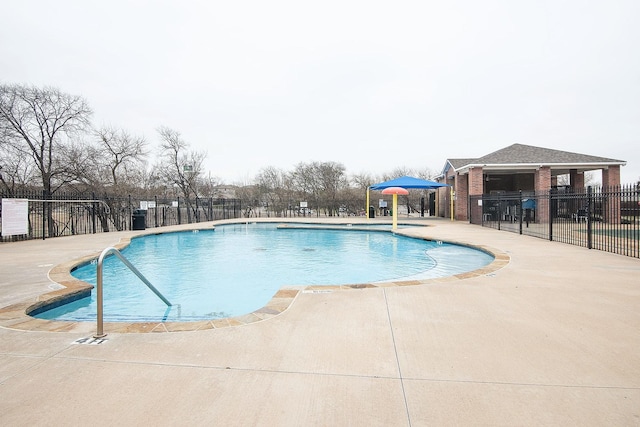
[[132, 209, 146, 230], [369, 206, 375, 218]]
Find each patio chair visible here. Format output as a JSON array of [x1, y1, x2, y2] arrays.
[[573, 209, 587, 223]]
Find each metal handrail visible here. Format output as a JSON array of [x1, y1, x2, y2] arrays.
[[94, 247, 172, 338]]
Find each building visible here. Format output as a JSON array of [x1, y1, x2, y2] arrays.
[[437, 143, 627, 221]]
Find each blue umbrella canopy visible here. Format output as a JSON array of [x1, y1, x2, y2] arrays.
[[370, 175, 449, 190]]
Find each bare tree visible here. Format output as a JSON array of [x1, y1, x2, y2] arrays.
[[235, 182, 261, 217], [348, 172, 377, 216], [413, 167, 436, 180], [316, 161, 347, 216], [387, 166, 414, 179], [291, 162, 321, 215], [93, 126, 148, 188], [255, 166, 290, 217], [156, 126, 207, 223], [57, 139, 96, 188], [0, 83, 92, 235], [290, 161, 347, 216], [0, 144, 39, 195], [350, 172, 376, 191], [0, 84, 93, 194], [75, 126, 149, 231], [197, 172, 224, 198]]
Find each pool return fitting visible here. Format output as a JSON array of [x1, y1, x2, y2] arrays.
[[94, 247, 172, 338]]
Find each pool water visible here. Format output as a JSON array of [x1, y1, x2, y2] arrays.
[[36, 223, 494, 322]]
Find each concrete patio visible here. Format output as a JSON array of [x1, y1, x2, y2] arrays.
[[1, 218, 639, 426]]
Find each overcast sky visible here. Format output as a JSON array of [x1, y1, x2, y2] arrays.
[[2, 0, 639, 184]]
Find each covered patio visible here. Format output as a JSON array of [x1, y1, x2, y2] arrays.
[[437, 143, 627, 221]]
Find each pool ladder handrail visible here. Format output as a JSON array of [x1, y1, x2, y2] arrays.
[[94, 247, 172, 338]]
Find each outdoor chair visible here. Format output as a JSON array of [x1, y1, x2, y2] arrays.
[[573, 209, 587, 223]]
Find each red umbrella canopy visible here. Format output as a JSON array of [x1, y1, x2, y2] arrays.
[[381, 187, 409, 195]]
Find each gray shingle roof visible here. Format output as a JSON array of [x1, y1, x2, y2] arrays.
[[448, 143, 625, 171], [447, 158, 477, 169], [477, 143, 624, 164]]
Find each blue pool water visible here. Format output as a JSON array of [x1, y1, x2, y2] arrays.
[[36, 223, 494, 322]]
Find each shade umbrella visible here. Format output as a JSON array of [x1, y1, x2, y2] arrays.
[[381, 187, 409, 230], [370, 176, 448, 190], [367, 176, 450, 221]]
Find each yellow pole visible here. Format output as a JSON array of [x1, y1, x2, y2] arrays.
[[450, 187, 454, 221], [392, 193, 398, 230], [366, 188, 370, 219]]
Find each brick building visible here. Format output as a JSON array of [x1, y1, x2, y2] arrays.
[[436, 143, 626, 221]]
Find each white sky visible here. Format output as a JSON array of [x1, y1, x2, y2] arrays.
[[2, 0, 639, 184]]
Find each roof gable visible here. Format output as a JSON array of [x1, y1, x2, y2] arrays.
[[446, 158, 477, 170]]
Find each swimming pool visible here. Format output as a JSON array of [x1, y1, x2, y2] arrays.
[[35, 223, 494, 322]]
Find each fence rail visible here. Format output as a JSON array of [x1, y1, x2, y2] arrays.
[[0, 190, 241, 242], [470, 184, 640, 258]]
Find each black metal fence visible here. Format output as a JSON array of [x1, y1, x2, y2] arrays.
[[0, 190, 242, 242], [470, 184, 640, 258]]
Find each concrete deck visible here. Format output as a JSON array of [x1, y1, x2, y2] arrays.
[[1, 218, 639, 426]]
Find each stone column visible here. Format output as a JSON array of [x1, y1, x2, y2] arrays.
[[602, 166, 621, 224], [535, 166, 551, 223], [570, 169, 585, 190], [455, 173, 469, 220], [468, 167, 484, 222]]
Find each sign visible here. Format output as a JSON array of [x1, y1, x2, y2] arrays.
[[1, 198, 29, 236], [300, 201, 308, 208], [139, 201, 156, 210], [378, 199, 387, 208]]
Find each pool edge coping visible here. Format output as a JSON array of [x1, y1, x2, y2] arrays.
[[0, 221, 510, 334]]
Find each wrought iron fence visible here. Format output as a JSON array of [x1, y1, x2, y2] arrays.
[[0, 190, 242, 242], [470, 184, 640, 258]]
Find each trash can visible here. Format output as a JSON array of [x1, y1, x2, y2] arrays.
[[132, 209, 146, 230], [369, 206, 375, 218]]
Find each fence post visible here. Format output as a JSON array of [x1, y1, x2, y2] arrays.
[[91, 192, 97, 234], [497, 193, 501, 231], [549, 189, 554, 241], [177, 196, 181, 224], [587, 186, 592, 249], [42, 189, 46, 240], [518, 190, 523, 235]]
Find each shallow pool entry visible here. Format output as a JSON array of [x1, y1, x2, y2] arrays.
[[36, 223, 493, 322]]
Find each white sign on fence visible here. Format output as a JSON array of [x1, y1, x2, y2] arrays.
[[139, 201, 156, 210], [1, 198, 29, 236]]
